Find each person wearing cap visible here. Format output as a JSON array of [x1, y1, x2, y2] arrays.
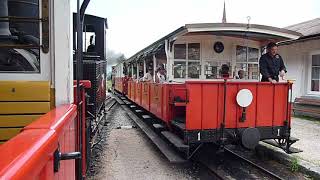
[[142, 67, 153, 82], [259, 42, 287, 83]]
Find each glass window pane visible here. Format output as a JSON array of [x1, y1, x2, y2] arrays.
[[174, 44, 186, 59], [236, 46, 247, 62], [205, 61, 218, 79], [188, 62, 201, 79], [248, 64, 259, 79], [248, 48, 259, 62], [312, 54, 320, 66], [188, 43, 200, 60], [235, 63, 247, 79], [173, 61, 186, 78], [311, 80, 320, 91], [312, 67, 320, 79]]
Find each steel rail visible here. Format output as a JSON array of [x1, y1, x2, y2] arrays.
[[224, 147, 285, 180]]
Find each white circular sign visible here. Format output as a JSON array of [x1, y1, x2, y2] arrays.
[[236, 89, 253, 108]]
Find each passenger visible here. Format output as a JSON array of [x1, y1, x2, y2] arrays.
[[236, 69, 245, 79], [259, 42, 286, 83], [142, 68, 153, 82], [132, 74, 137, 82], [156, 65, 166, 84], [220, 64, 230, 78]]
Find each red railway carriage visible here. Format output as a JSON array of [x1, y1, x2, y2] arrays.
[[113, 21, 302, 156], [115, 78, 298, 155]]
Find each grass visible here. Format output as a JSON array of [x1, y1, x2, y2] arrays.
[[290, 157, 299, 172], [293, 115, 320, 124]]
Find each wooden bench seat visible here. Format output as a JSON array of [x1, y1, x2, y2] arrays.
[[0, 81, 52, 144], [293, 96, 320, 118]]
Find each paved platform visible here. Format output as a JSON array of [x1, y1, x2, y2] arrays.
[[291, 117, 320, 166], [259, 117, 320, 179]]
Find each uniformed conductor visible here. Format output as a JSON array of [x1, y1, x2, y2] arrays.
[[259, 42, 286, 83]]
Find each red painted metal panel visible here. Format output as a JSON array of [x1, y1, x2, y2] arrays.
[[149, 83, 163, 119], [161, 84, 171, 123], [256, 84, 274, 127], [130, 81, 136, 101], [186, 84, 202, 130], [127, 81, 132, 99], [202, 83, 220, 129], [273, 84, 288, 126], [135, 82, 142, 105], [0, 129, 57, 179], [0, 105, 79, 179], [141, 82, 150, 111], [185, 81, 290, 130]]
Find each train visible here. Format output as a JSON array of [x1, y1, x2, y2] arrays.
[[114, 22, 303, 158], [0, 0, 106, 179]]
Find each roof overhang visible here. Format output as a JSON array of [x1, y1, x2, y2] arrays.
[[185, 23, 302, 42], [126, 23, 302, 63]]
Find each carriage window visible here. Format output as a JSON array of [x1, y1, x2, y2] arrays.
[[0, 0, 41, 73], [188, 43, 200, 60], [173, 61, 186, 78], [204, 61, 218, 79], [174, 43, 201, 79], [174, 44, 186, 59], [188, 62, 201, 78], [235, 46, 259, 79], [311, 54, 320, 92]]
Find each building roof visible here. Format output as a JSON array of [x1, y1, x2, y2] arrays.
[[285, 18, 320, 37]]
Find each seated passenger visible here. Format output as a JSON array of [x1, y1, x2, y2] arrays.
[[155, 65, 166, 84], [142, 68, 153, 82], [236, 69, 245, 79], [220, 64, 230, 78]]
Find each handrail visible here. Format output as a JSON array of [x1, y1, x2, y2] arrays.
[[0, 105, 78, 179]]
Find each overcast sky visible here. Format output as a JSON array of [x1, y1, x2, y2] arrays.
[[74, 0, 320, 58]]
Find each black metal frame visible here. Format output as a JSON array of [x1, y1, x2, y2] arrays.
[[184, 126, 289, 144], [75, 0, 91, 179]]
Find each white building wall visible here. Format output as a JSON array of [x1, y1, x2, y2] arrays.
[[279, 39, 320, 100]]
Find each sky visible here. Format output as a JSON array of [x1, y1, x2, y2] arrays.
[[73, 0, 320, 58]]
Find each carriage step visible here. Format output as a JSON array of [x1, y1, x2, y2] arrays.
[[262, 139, 302, 154], [289, 137, 299, 142], [130, 105, 137, 108], [171, 121, 186, 131], [142, 115, 152, 119], [135, 109, 143, 113], [153, 123, 165, 130], [123, 100, 132, 105], [161, 131, 189, 151]]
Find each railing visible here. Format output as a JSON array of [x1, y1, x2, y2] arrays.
[[0, 105, 78, 179], [0, 81, 91, 179]]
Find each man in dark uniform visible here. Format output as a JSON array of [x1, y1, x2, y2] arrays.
[[259, 42, 286, 83]]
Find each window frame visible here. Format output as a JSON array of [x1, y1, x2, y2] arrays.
[[308, 50, 320, 95], [173, 42, 201, 80], [235, 45, 260, 80]]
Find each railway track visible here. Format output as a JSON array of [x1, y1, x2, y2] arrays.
[[195, 144, 292, 180], [113, 92, 304, 180]]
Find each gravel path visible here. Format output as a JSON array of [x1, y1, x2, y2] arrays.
[[291, 117, 320, 165], [87, 100, 201, 180]]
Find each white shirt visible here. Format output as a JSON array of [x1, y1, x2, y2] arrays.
[[143, 72, 153, 82], [157, 72, 166, 83]]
